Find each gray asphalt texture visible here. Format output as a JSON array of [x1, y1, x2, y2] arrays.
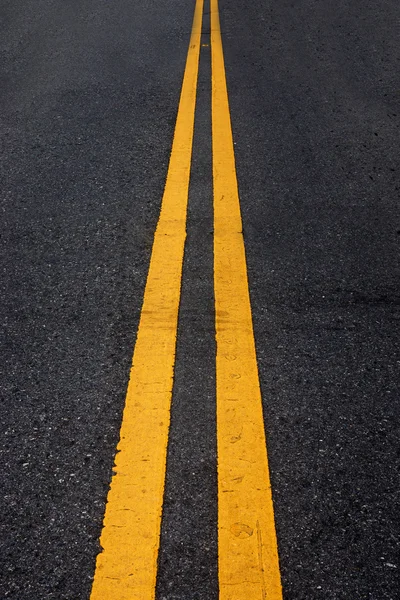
[[156, 15, 219, 599], [1, 0, 399, 599]]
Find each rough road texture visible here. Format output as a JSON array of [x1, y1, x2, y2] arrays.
[[1, 0, 399, 598]]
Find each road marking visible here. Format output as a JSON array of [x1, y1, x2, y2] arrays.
[[210, 0, 283, 598], [89, 0, 203, 597]]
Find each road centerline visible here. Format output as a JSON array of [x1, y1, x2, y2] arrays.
[[210, 0, 283, 598], [89, 1, 203, 598], [156, 13, 219, 594]]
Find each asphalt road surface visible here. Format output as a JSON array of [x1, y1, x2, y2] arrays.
[[1, 0, 399, 598]]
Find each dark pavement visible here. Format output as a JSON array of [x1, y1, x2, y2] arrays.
[[1, 0, 399, 598], [221, 0, 400, 597]]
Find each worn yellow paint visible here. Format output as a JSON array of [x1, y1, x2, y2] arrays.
[[210, 0, 283, 598], [89, 2, 203, 598]]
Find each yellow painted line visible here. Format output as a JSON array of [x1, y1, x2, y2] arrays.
[[210, 0, 283, 598], [90, 1, 203, 598]]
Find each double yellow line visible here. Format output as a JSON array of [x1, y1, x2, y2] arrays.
[[90, 0, 282, 598]]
